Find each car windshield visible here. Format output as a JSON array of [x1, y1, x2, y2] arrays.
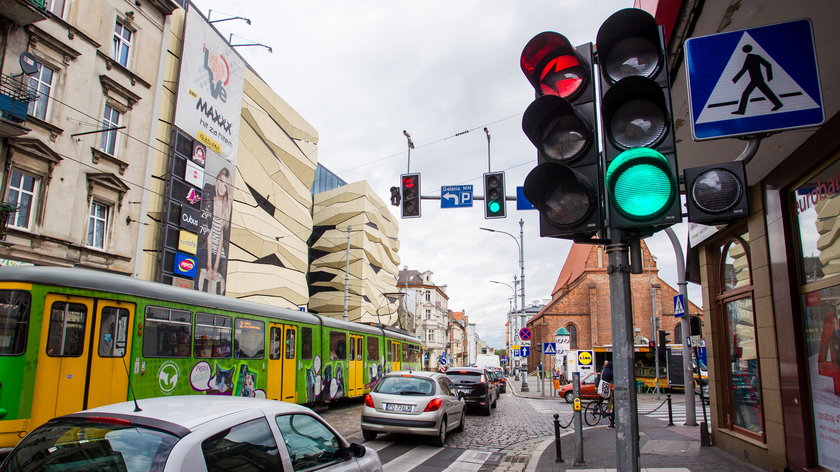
[[374, 376, 436, 395], [445, 371, 483, 384], [1, 418, 179, 472]]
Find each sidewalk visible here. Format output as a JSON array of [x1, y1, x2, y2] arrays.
[[507, 374, 769, 472]]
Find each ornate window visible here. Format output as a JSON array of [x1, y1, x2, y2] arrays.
[[566, 323, 578, 349], [111, 20, 133, 68], [717, 232, 763, 440], [27, 63, 54, 120]]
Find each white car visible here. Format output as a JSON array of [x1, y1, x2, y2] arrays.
[[0, 396, 381, 472]]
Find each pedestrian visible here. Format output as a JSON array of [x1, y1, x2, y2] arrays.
[[599, 360, 615, 428]]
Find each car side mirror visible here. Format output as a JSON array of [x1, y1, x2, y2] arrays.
[[349, 443, 366, 458]]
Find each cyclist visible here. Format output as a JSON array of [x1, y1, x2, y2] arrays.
[[599, 361, 615, 428]]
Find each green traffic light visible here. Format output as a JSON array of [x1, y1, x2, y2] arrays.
[[488, 201, 501, 213], [606, 147, 675, 220]]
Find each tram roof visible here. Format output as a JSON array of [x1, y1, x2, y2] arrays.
[[0, 266, 320, 325]]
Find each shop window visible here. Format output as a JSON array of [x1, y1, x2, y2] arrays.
[[717, 234, 764, 439]]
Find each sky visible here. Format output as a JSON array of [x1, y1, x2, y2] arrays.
[[190, 0, 701, 349]]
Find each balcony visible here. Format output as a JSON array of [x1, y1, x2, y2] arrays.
[[2, 0, 48, 26], [0, 75, 35, 138]]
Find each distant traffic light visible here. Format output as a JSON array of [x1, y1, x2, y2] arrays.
[[400, 173, 421, 218], [597, 9, 681, 235], [685, 161, 749, 225], [520, 33, 603, 240], [389, 186, 401, 207], [483, 171, 506, 219]]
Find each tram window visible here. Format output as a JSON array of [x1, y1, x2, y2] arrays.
[[386, 341, 394, 362], [269, 327, 282, 360], [367, 336, 379, 361], [0, 290, 30, 356], [329, 332, 346, 360], [142, 306, 192, 358], [285, 329, 295, 359], [301, 327, 312, 360], [404, 344, 420, 363], [98, 306, 129, 357], [46, 302, 87, 357], [234, 319, 264, 359], [195, 313, 232, 358]]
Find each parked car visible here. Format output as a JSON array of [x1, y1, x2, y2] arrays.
[[0, 396, 380, 472], [558, 372, 605, 403], [361, 371, 465, 447], [445, 367, 498, 415]]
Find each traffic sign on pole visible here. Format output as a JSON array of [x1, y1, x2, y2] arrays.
[[519, 327, 532, 341], [440, 185, 473, 208], [542, 342, 557, 355], [674, 294, 686, 318], [685, 19, 823, 140], [520, 346, 531, 357]]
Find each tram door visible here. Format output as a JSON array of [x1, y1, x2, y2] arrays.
[[87, 301, 134, 408], [31, 295, 92, 429], [268, 324, 297, 402], [348, 335, 364, 397], [390, 341, 401, 372]]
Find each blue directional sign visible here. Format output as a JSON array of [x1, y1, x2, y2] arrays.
[[440, 185, 473, 208], [519, 346, 530, 358], [674, 294, 686, 318], [685, 19, 823, 140], [542, 343, 557, 355], [516, 186, 536, 210]]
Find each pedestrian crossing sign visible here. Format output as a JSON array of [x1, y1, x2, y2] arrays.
[[674, 294, 686, 318], [542, 342, 557, 355], [685, 19, 823, 140]]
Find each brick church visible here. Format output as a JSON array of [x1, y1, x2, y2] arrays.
[[525, 240, 701, 373]]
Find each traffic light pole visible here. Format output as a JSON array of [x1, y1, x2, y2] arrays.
[[606, 232, 641, 472]]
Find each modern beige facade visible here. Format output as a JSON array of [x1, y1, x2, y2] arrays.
[[310, 180, 401, 324], [0, 0, 178, 271]]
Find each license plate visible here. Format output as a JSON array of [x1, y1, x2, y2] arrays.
[[384, 403, 413, 412]]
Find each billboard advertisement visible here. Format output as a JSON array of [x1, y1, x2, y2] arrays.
[[175, 7, 244, 161]]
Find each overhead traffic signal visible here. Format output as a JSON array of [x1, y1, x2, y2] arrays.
[[684, 161, 749, 225], [596, 9, 681, 234], [520, 33, 603, 240], [483, 171, 506, 219], [400, 173, 420, 218]]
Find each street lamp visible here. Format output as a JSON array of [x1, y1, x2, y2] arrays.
[[481, 218, 529, 391], [490, 279, 518, 380]]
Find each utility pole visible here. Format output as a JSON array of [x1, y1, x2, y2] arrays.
[[343, 226, 351, 322]]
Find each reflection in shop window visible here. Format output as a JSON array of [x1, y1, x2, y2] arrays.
[[794, 158, 840, 285]]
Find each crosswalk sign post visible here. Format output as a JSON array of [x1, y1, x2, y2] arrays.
[[685, 19, 823, 140], [674, 294, 686, 318]]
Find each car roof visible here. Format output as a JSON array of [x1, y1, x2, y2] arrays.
[[76, 396, 313, 431], [445, 367, 486, 373], [384, 370, 441, 379]]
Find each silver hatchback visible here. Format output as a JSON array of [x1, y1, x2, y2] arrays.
[[361, 371, 466, 447]]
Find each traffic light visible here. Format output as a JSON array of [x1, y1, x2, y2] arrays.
[[685, 161, 749, 225], [648, 340, 655, 352], [596, 9, 681, 234], [400, 173, 420, 218], [689, 316, 703, 337], [657, 329, 671, 363], [389, 186, 401, 207], [483, 171, 506, 219], [520, 33, 603, 240]]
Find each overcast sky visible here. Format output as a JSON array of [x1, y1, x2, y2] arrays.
[[190, 0, 701, 349]]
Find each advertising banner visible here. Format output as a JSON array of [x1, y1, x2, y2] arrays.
[[178, 230, 198, 255], [175, 7, 244, 161], [174, 252, 198, 278]]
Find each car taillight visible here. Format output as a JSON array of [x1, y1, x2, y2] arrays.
[[364, 394, 374, 408], [424, 398, 443, 412], [480, 375, 487, 383], [84, 416, 132, 425]]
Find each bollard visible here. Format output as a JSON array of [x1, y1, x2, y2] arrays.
[[573, 372, 585, 466], [553, 414, 564, 463], [667, 394, 674, 426]]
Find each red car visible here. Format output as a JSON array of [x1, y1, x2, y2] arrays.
[[558, 372, 607, 403]]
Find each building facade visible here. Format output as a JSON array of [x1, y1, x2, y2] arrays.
[[399, 268, 449, 370], [0, 0, 178, 271]]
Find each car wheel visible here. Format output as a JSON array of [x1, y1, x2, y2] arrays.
[[362, 430, 377, 441], [454, 408, 466, 433], [433, 418, 447, 447], [565, 391, 574, 403], [482, 401, 492, 416]]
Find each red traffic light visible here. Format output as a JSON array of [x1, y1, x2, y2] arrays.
[[648, 340, 655, 350], [521, 32, 589, 99], [402, 176, 416, 189]]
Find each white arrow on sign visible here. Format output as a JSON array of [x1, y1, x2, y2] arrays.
[[442, 193, 458, 205]]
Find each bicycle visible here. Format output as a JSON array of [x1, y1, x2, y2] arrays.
[[584, 395, 614, 426]]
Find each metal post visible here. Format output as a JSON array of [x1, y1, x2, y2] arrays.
[[343, 226, 351, 322], [606, 235, 641, 472], [667, 394, 674, 426], [664, 227, 697, 426], [519, 218, 528, 392], [573, 372, 585, 466], [554, 413, 564, 463]]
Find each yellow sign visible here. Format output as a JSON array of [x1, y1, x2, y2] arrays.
[[573, 398, 581, 411], [178, 230, 198, 255], [578, 350, 593, 365], [512, 345, 520, 350]]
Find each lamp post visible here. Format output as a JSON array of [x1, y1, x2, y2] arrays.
[[481, 218, 528, 391], [490, 279, 517, 378]]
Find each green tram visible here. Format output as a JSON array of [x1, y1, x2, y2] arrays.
[[0, 266, 422, 449]]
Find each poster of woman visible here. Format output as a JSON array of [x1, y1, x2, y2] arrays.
[[197, 149, 234, 295]]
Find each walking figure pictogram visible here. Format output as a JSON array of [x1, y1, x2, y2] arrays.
[[731, 44, 784, 115]]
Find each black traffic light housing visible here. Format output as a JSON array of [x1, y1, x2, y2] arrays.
[[400, 173, 421, 218], [597, 9, 681, 235], [520, 35, 603, 241], [389, 186, 401, 207], [685, 161, 750, 225], [483, 171, 506, 219], [689, 316, 703, 337], [657, 329, 671, 363]]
